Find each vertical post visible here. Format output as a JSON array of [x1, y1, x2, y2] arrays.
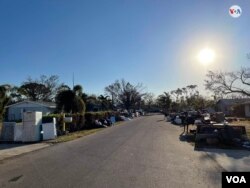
[[62, 113, 65, 132], [72, 72, 75, 89]]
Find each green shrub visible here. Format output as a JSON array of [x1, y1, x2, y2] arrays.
[[43, 111, 120, 133]]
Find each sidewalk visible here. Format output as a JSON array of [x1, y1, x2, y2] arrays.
[[203, 148, 250, 171], [0, 143, 50, 161]]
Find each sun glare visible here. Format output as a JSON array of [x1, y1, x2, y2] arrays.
[[197, 48, 215, 65]]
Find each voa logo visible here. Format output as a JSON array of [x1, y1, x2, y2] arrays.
[[226, 176, 246, 184], [229, 5, 242, 18]]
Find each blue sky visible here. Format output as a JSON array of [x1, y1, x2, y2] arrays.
[[0, 0, 249, 96]]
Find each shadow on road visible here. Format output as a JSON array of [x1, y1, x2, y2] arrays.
[[179, 133, 195, 144], [0, 144, 27, 151], [157, 120, 165, 122], [144, 113, 162, 116], [198, 148, 250, 159]]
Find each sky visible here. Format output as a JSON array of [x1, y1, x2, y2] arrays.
[[0, 0, 249, 96]]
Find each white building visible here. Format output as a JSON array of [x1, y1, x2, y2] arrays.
[[6, 100, 56, 121]]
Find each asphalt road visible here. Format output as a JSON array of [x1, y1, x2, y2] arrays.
[[0, 114, 223, 188]]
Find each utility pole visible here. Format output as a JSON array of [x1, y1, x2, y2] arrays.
[[247, 52, 250, 60], [72, 72, 75, 89]]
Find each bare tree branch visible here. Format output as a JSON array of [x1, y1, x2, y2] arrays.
[[204, 67, 250, 97]]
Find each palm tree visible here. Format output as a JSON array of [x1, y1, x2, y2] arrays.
[[73, 85, 83, 97], [0, 85, 10, 121], [55, 84, 85, 114], [98, 95, 111, 111]]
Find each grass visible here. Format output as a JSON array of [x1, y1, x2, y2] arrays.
[[46, 121, 125, 144], [46, 128, 104, 143]]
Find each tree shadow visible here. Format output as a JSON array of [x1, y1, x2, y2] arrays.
[[198, 147, 250, 160]]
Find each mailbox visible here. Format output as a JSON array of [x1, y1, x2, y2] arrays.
[[64, 117, 73, 123]]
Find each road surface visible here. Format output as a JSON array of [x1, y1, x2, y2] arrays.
[[0, 114, 222, 188]]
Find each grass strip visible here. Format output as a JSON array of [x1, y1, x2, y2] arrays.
[[46, 121, 125, 143]]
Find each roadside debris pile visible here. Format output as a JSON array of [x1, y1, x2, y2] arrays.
[[165, 110, 250, 149], [94, 117, 114, 128], [195, 123, 249, 148], [91, 111, 144, 128]]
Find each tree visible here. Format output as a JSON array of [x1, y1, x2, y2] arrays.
[[9, 86, 25, 103], [104, 81, 120, 109], [186, 85, 197, 96], [105, 79, 145, 110], [20, 83, 48, 101], [58, 84, 71, 92], [98, 95, 112, 111], [85, 94, 100, 111], [205, 67, 250, 97], [143, 93, 155, 111], [20, 75, 63, 101], [161, 85, 215, 112], [0, 85, 10, 121], [73, 85, 83, 97], [157, 92, 172, 112], [55, 85, 85, 114], [170, 88, 183, 102]]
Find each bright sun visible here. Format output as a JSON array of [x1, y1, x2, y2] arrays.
[[197, 48, 215, 65]]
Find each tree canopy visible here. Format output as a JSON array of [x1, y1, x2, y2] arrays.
[[55, 85, 86, 114], [105, 79, 145, 110], [156, 92, 171, 112], [20, 75, 63, 101], [156, 84, 215, 112]]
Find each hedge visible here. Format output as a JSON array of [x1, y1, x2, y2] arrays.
[[42, 111, 121, 133]]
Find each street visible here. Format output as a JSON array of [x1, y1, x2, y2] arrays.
[[0, 114, 222, 188]]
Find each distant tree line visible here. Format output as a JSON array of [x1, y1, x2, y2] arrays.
[[0, 76, 148, 120], [155, 85, 216, 113], [155, 67, 250, 113], [1, 67, 249, 120]]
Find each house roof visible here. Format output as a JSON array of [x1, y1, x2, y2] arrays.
[[6, 100, 56, 108], [241, 101, 250, 105], [217, 98, 250, 106]]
